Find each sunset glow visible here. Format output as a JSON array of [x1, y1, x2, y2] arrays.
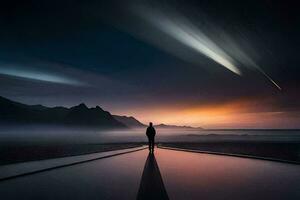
[[115, 99, 299, 129]]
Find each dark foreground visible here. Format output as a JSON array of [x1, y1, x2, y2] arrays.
[[160, 141, 300, 163]]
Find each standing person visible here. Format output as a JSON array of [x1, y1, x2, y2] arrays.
[[146, 122, 156, 153]]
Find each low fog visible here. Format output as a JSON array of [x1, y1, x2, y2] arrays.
[[1, 125, 299, 146]]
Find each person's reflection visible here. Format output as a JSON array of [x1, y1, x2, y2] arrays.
[[137, 153, 169, 200]]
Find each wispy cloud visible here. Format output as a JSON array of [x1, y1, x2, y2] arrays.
[[0, 66, 84, 86]]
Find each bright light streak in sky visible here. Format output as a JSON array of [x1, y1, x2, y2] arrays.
[[134, 6, 282, 90], [221, 34, 282, 90], [0, 67, 84, 86], [137, 9, 241, 75]]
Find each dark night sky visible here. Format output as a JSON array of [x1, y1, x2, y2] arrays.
[[0, 0, 299, 128]]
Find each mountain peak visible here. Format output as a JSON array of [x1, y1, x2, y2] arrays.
[[95, 105, 104, 111], [0, 96, 127, 129], [72, 103, 88, 110]]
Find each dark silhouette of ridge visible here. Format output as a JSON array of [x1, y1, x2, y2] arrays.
[[112, 116, 205, 129], [155, 123, 203, 130], [113, 115, 146, 128], [0, 96, 126, 129], [0, 95, 203, 130], [137, 153, 169, 200]]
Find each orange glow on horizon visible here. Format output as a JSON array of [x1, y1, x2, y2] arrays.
[[113, 98, 298, 129]]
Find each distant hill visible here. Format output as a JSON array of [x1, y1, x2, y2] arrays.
[[111, 116, 203, 130], [155, 123, 203, 130], [112, 115, 204, 129], [0, 96, 127, 129], [113, 115, 146, 128]]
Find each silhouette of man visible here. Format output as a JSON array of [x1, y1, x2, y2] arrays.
[[146, 122, 156, 153]]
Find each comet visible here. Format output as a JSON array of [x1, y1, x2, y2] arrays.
[[138, 9, 241, 75], [133, 6, 281, 90]]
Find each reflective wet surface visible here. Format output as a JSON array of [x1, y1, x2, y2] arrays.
[[156, 148, 300, 200], [0, 148, 299, 200], [0, 146, 146, 180], [137, 153, 169, 200], [0, 149, 148, 200]]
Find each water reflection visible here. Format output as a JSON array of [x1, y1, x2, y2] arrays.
[[156, 148, 300, 200], [137, 153, 169, 200]]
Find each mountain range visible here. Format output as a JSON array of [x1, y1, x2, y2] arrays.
[[0, 96, 203, 130], [0, 96, 125, 129]]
